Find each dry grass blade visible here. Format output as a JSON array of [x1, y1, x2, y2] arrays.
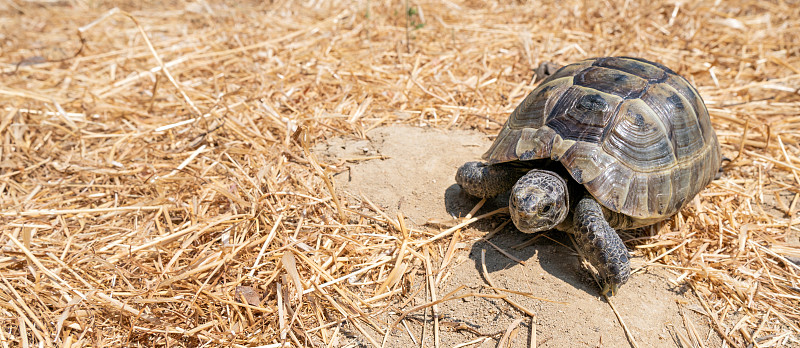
[[604, 295, 640, 348], [381, 285, 516, 344], [423, 246, 441, 348], [375, 214, 410, 295], [417, 207, 508, 246], [481, 249, 536, 317], [680, 307, 705, 348], [300, 129, 345, 221], [496, 318, 524, 348]]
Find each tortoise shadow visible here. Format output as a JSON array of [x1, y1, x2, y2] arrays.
[[468, 229, 603, 297], [444, 183, 604, 297], [444, 183, 498, 220], [443, 183, 511, 220]]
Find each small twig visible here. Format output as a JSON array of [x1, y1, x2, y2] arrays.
[[691, 283, 741, 347], [603, 294, 639, 348], [481, 249, 536, 317], [497, 318, 524, 348], [725, 119, 749, 169], [416, 207, 508, 246]]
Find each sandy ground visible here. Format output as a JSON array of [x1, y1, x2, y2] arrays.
[[315, 126, 723, 347]]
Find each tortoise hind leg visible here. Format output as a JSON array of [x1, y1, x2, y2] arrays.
[[455, 161, 523, 199], [571, 196, 631, 295]]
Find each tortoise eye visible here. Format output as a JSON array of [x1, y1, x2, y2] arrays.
[[541, 205, 552, 214]]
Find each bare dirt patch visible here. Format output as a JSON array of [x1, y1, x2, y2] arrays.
[[316, 126, 721, 347]]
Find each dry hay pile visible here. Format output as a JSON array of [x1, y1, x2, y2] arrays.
[[1, 0, 799, 347]]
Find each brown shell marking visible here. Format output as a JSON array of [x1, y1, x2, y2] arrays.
[[482, 57, 721, 223]]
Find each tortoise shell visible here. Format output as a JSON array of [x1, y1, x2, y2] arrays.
[[483, 57, 720, 222]]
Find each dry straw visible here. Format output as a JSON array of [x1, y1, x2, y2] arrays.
[[1, 0, 799, 347]]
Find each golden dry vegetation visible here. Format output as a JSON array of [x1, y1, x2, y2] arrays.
[[1, 0, 799, 347]]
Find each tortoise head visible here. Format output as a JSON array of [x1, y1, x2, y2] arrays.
[[509, 170, 569, 233]]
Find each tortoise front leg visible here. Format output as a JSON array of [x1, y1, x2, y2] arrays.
[[571, 196, 631, 295], [455, 161, 524, 199]]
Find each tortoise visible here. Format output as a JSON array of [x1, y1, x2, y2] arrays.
[[456, 56, 720, 295]]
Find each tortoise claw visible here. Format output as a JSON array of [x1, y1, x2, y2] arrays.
[[601, 282, 619, 297]]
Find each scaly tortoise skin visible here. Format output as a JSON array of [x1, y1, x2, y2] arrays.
[[456, 57, 721, 294]]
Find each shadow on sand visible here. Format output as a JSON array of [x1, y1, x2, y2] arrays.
[[444, 183, 604, 297]]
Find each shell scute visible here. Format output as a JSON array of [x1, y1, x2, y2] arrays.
[[509, 78, 572, 127], [601, 99, 675, 171], [546, 87, 621, 143], [544, 59, 594, 81], [592, 57, 668, 81], [640, 83, 705, 159], [574, 66, 649, 99], [622, 174, 650, 216], [585, 162, 634, 212], [646, 171, 672, 215], [560, 141, 617, 184]]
